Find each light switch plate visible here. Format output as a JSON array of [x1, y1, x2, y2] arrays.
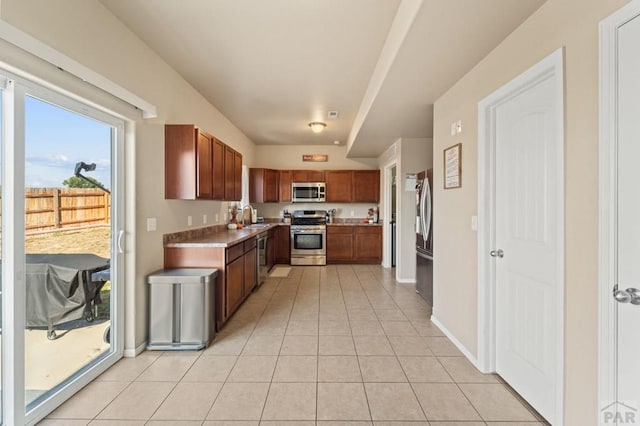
[[203, 214, 207, 224], [215, 213, 219, 222], [146, 217, 157, 232], [471, 215, 478, 231], [187, 215, 193, 226]]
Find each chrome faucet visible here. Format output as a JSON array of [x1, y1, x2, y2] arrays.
[[241, 204, 253, 226]]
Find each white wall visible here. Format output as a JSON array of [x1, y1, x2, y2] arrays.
[[253, 144, 377, 169], [431, 0, 631, 422], [0, 0, 256, 353], [379, 138, 432, 282]]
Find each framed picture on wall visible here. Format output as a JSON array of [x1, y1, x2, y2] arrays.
[[444, 143, 462, 189]]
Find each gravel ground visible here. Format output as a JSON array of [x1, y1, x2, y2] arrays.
[[25, 225, 111, 258]]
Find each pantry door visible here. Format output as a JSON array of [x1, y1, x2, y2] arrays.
[[479, 49, 564, 425], [600, 2, 640, 424]]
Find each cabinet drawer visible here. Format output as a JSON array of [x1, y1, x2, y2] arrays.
[[227, 243, 244, 263], [244, 237, 257, 252], [327, 226, 353, 235]]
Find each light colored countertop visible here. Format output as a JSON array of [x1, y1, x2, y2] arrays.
[[164, 220, 381, 249], [165, 223, 279, 248]]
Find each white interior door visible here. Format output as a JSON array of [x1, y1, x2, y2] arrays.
[[614, 11, 640, 421], [494, 68, 562, 423]]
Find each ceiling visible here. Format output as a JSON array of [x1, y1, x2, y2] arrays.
[[100, 0, 545, 158]]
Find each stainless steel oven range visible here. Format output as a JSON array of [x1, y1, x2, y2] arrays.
[[290, 210, 326, 266]]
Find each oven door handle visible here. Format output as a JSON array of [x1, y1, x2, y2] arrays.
[[291, 231, 325, 234]]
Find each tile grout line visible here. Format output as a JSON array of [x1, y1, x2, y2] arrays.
[[205, 274, 282, 422], [348, 265, 375, 423], [258, 265, 301, 422]]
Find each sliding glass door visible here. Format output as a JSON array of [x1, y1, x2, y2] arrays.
[[1, 71, 124, 424]]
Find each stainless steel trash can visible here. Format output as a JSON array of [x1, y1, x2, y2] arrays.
[[147, 268, 218, 351]]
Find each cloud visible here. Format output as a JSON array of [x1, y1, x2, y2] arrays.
[[26, 153, 111, 170]]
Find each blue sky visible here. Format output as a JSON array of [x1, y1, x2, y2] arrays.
[[24, 95, 112, 188]]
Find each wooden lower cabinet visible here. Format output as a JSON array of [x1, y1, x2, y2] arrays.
[[327, 225, 381, 264], [275, 225, 290, 264], [327, 226, 353, 262], [225, 256, 244, 316], [354, 226, 382, 262], [267, 228, 276, 270], [164, 237, 257, 331]]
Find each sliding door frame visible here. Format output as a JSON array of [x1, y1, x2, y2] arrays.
[[1, 69, 125, 425]]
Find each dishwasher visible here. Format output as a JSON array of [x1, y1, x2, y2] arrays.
[[256, 232, 268, 286]]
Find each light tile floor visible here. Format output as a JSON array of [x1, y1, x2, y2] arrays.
[[39, 265, 548, 425]]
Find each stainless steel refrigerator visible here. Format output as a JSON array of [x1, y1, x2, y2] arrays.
[[416, 169, 433, 306]]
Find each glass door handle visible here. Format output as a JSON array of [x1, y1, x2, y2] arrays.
[[117, 230, 125, 254]]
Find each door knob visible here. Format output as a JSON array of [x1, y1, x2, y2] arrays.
[[614, 287, 640, 304], [628, 288, 640, 305], [614, 288, 631, 303], [490, 249, 504, 258]]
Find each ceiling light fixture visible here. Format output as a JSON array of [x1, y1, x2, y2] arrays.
[[308, 122, 327, 133], [333, 140, 340, 145]]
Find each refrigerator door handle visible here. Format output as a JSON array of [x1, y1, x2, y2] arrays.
[[424, 177, 432, 243], [416, 250, 433, 261]]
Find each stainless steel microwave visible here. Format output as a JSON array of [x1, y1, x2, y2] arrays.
[[292, 182, 326, 203]]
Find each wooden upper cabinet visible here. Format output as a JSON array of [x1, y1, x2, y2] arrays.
[[224, 146, 235, 201], [325, 170, 353, 202], [292, 170, 325, 182], [196, 132, 213, 199], [165, 124, 242, 201], [249, 168, 279, 203], [212, 138, 225, 200], [165, 124, 211, 200], [279, 170, 292, 202], [352, 170, 380, 203], [234, 150, 243, 201]]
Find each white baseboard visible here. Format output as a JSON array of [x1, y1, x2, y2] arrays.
[[124, 341, 147, 357], [430, 315, 480, 369], [396, 277, 416, 284]]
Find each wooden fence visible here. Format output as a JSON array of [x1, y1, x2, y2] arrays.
[[16, 188, 111, 231]]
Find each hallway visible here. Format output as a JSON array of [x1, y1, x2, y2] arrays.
[[40, 265, 546, 425]]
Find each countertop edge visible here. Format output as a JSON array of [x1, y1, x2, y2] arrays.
[[164, 223, 282, 248]]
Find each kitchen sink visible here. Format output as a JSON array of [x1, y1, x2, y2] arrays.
[[244, 223, 271, 229]]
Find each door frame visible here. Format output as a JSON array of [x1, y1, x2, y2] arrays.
[[0, 68, 126, 425], [476, 48, 565, 425], [598, 0, 640, 419], [382, 158, 398, 269]]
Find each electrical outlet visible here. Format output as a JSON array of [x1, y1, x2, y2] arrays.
[[215, 213, 219, 222], [146, 217, 157, 232], [223, 212, 227, 221], [203, 214, 207, 224], [456, 120, 462, 134], [187, 215, 193, 226], [350, 210, 355, 217], [471, 215, 478, 231]]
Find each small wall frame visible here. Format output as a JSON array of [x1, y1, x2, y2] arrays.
[[444, 143, 462, 189]]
